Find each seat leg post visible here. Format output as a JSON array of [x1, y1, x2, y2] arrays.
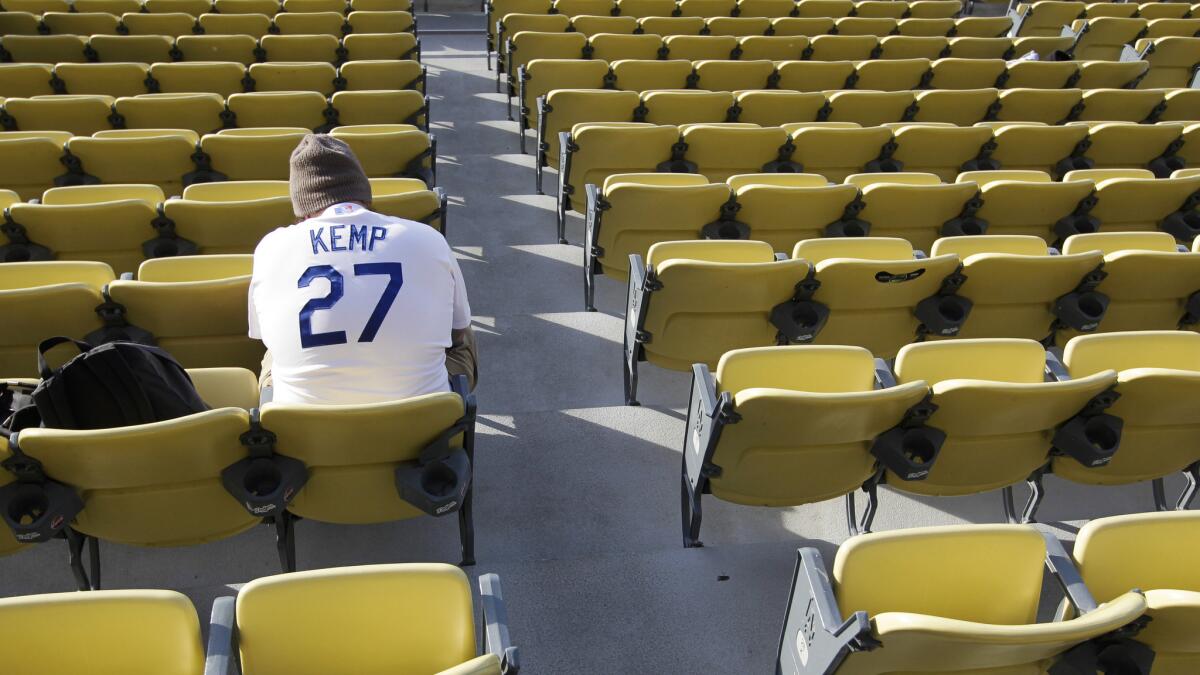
[[1176, 462, 1199, 510], [859, 476, 880, 534], [1002, 485, 1020, 524], [458, 480, 476, 567], [1020, 469, 1046, 524], [844, 492, 859, 537], [87, 536, 101, 590], [623, 347, 640, 407], [1152, 477, 1169, 511], [681, 461, 703, 548], [64, 529, 92, 591], [273, 513, 296, 573]]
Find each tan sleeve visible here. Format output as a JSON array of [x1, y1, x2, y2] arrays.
[[446, 326, 478, 391]]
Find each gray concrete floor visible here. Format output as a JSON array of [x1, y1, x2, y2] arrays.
[[0, 23, 1183, 674]]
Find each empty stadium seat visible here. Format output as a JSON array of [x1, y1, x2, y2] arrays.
[[176, 35, 259, 65], [840, 173, 981, 251], [778, 525, 1149, 674], [1073, 510, 1200, 671], [137, 254, 253, 282], [3, 96, 115, 137], [0, 261, 112, 377], [115, 94, 228, 135], [957, 170, 1096, 243], [0, 590, 205, 673], [786, 124, 892, 182], [931, 235, 1106, 341], [123, 11, 199, 37], [1051, 332, 1200, 507], [207, 564, 518, 675], [162, 192, 293, 255], [67, 129, 201, 197], [1061, 231, 1200, 334], [151, 62, 249, 98], [200, 127, 306, 181], [727, 172, 857, 249], [887, 339, 1117, 518], [680, 345, 930, 547], [793, 237, 967, 356], [623, 239, 811, 404]]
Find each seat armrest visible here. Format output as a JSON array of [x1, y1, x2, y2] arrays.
[[1043, 532, 1099, 615], [204, 596, 236, 675], [479, 573, 520, 675], [777, 547, 876, 675], [873, 357, 897, 389]]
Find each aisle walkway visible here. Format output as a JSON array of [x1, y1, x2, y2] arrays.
[[0, 26, 1184, 673]]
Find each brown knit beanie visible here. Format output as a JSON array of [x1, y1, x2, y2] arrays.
[[288, 134, 373, 218]]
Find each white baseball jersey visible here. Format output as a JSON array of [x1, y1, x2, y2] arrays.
[[248, 202, 471, 404]]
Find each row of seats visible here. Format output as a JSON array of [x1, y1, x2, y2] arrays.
[[1010, 0, 1200, 36], [0, 125, 435, 199], [0, 9, 417, 37], [623, 235, 1200, 401], [0, 31, 420, 63], [0, 179, 446, 279], [778, 514, 1198, 672], [585, 170, 1200, 306], [0, 0, 412, 14], [0, 89, 429, 136], [681, 337, 1200, 541], [0, 564, 518, 675], [522, 65, 1174, 151], [0, 59, 425, 99], [0, 363, 478, 583], [554, 121, 1200, 235]]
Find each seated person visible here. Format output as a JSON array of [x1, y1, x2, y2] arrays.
[[249, 135, 476, 404]]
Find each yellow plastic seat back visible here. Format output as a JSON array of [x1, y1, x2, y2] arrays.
[[236, 564, 484, 675], [641, 240, 811, 370], [788, 125, 892, 183], [123, 11, 199, 37], [677, 124, 788, 182], [0, 130, 70, 200], [1063, 231, 1200, 333], [114, 93, 227, 135], [151, 61, 248, 98], [3, 95, 115, 137], [730, 173, 857, 252], [736, 91, 825, 127], [54, 63, 148, 98], [823, 90, 915, 127], [1074, 510, 1200, 670], [8, 199, 159, 274], [67, 131, 199, 197], [540, 88, 639, 168], [890, 125, 993, 184], [343, 32, 419, 61], [329, 125, 431, 179], [933, 235, 1104, 341], [0, 63, 56, 98], [0, 590, 204, 675], [106, 276, 264, 372], [201, 128, 307, 181], [610, 59, 693, 91], [0, 261, 112, 377], [852, 175, 981, 252], [988, 123, 1089, 175], [966, 171, 1094, 242], [564, 123, 679, 198], [833, 524, 1149, 674], [18, 408, 258, 545], [338, 59, 424, 92], [891, 339, 1116, 495], [260, 393, 465, 523], [1, 35, 89, 63], [1057, 331, 1200, 485], [710, 345, 929, 505], [795, 237, 961, 357], [138, 254, 254, 282], [176, 35, 258, 64]]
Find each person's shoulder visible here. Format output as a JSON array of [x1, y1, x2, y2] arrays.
[[252, 223, 306, 260], [369, 211, 451, 248]]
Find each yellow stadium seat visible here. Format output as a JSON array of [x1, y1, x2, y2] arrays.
[[985, 123, 1089, 176], [806, 34, 878, 60], [618, 0, 674, 16], [227, 91, 327, 130], [176, 35, 259, 64], [787, 124, 892, 182], [0, 261, 112, 377], [667, 123, 794, 182], [676, 0, 734, 16], [343, 31, 420, 60], [339, 59, 425, 92], [583, 173, 730, 309], [639, 16, 705, 35], [586, 33, 662, 61], [912, 88, 998, 126], [488, 0, 553, 51], [114, 93, 228, 135], [794, 0, 853, 18], [5, 192, 161, 273], [623, 239, 812, 404], [737, 0, 795, 17], [1062, 231, 1200, 334], [1068, 170, 1200, 239], [285, 0, 349, 11], [851, 59, 930, 91], [197, 12, 274, 37], [89, 35, 176, 64], [260, 34, 342, 63], [144, 0, 213, 15], [610, 58, 692, 91], [693, 59, 775, 91], [778, 525, 1149, 673], [793, 236, 967, 356], [662, 34, 739, 60], [853, 0, 907, 19], [774, 60, 856, 91], [1073, 510, 1200, 671], [736, 34, 808, 60], [888, 124, 993, 182], [735, 90, 825, 126], [258, 378, 477, 567], [75, 0, 145, 9], [889, 339, 1117, 511], [1136, 36, 1200, 89], [1078, 88, 1164, 123], [1054, 334, 1200, 503], [1067, 17, 1148, 61], [347, 9, 415, 33], [536, 88, 637, 179], [639, 90, 733, 125], [246, 61, 338, 95], [162, 193, 293, 255], [0, 11, 40, 36], [927, 58, 1006, 89], [137, 254, 253, 282], [571, 15, 638, 35], [150, 61, 248, 98], [553, 0, 614, 15], [41, 11, 122, 36], [0, 63, 56, 98], [843, 173, 981, 251], [556, 122, 679, 239], [768, 17, 835, 36], [327, 124, 434, 184], [876, 35, 950, 59], [834, 16, 897, 36], [957, 169, 1095, 243], [54, 62, 150, 98], [706, 16, 771, 36], [275, 10, 348, 35], [67, 129, 201, 197], [0, 130, 73, 200], [931, 235, 1106, 341], [1144, 16, 1200, 39], [0, 590, 205, 673], [0, 35, 89, 64], [497, 14, 571, 73], [3, 95, 115, 137], [333, 90, 428, 128], [200, 127, 307, 181], [1012, 1, 1087, 38], [214, 0, 279, 12], [521, 60, 610, 148], [123, 11, 200, 37], [209, 565, 518, 674], [681, 345, 930, 546], [1075, 59, 1150, 89], [1075, 121, 1184, 174], [728, 173, 858, 250]]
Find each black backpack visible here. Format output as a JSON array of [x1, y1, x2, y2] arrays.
[[28, 337, 210, 430]]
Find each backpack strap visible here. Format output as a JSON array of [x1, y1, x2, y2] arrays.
[[78, 346, 156, 424], [36, 337, 92, 380]]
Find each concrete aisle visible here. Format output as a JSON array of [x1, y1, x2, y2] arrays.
[[0, 24, 1184, 673]]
